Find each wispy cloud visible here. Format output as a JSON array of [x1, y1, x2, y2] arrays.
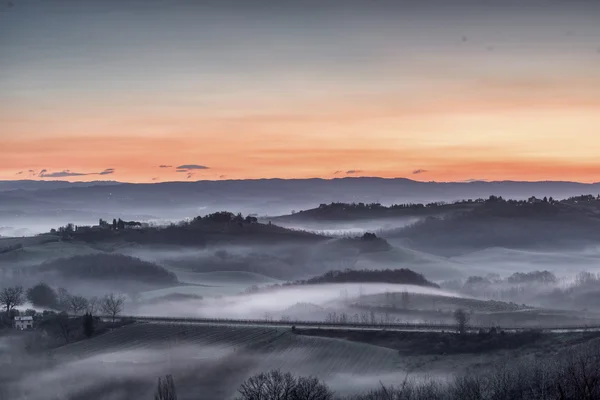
[[333, 170, 342, 175], [176, 164, 209, 170], [152, 177, 158, 181], [16, 171, 23, 175], [346, 170, 363, 174], [412, 169, 428, 174], [158, 165, 172, 168], [186, 173, 194, 179], [39, 168, 116, 178]]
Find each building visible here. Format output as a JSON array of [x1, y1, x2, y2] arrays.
[[14, 316, 33, 330]]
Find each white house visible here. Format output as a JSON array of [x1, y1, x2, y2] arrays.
[[14, 316, 33, 330]]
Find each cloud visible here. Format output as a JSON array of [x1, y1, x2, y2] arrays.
[[333, 170, 342, 175], [152, 177, 158, 181], [186, 173, 194, 179], [346, 170, 363, 174], [15, 171, 23, 175], [99, 168, 115, 175], [159, 165, 172, 168], [463, 178, 489, 183], [39, 168, 116, 178], [219, 175, 227, 179], [412, 169, 428, 174], [176, 164, 209, 170]]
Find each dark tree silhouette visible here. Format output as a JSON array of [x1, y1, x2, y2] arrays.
[[454, 308, 470, 335], [83, 312, 95, 338], [155, 375, 177, 400], [0, 286, 24, 313], [101, 293, 125, 322], [26, 283, 58, 309]]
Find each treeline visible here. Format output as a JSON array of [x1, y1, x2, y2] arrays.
[[246, 268, 438, 295], [0, 283, 127, 342], [301, 268, 438, 287]]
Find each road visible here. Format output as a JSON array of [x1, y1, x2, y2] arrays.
[[101, 315, 600, 334]]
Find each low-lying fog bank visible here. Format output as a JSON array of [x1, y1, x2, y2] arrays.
[[134, 283, 464, 320]]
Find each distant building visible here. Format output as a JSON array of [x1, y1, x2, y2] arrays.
[[14, 316, 33, 330], [528, 196, 542, 204]]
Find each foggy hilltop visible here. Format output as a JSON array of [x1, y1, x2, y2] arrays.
[[2, 177, 600, 236]]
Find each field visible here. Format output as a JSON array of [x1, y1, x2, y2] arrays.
[[46, 322, 403, 397]]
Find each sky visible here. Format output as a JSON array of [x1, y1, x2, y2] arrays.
[[1, 0, 600, 183]]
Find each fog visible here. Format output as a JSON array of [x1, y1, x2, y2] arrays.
[[135, 283, 465, 320]]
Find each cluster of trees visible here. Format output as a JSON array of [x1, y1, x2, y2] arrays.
[[305, 194, 579, 215], [98, 218, 143, 231], [245, 269, 438, 296], [0, 283, 126, 322], [51, 219, 143, 236], [507, 270, 558, 284], [189, 211, 259, 225], [301, 268, 438, 287]]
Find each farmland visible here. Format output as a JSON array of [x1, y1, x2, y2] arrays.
[[52, 322, 401, 374], [44, 322, 403, 397]]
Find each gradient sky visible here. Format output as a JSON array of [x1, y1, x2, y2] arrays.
[[1, 0, 600, 183]]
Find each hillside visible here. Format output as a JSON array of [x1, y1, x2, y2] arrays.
[[38, 323, 401, 399], [269, 201, 477, 222], [67, 214, 328, 246], [387, 197, 600, 255], [34, 253, 178, 285]]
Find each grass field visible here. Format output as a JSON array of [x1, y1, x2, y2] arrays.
[[51, 322, 403, 387]]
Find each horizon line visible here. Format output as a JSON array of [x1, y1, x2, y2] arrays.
[[1, 177, 599, 185]]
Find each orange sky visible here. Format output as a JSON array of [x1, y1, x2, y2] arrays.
[[1, 0, 600, 183]]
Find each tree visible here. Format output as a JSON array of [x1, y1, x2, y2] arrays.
[[101, 293, 125, 322], [54, 311, 72, 343], [86, 296, 99, 315], [24, 309, 36, 317], [236, 370, 333, 400], [237, 370, 295, 400], [83, 312, 95, 338], [155, 374, 177, 400], [26, 283, 58, 309], [0, 286, 24, 313], [56, 287, 71, 311], [68, 295, 89, 315], [294, 376, 334, 400], [454, 308, 470, 335], [112, 218, 117, 230]]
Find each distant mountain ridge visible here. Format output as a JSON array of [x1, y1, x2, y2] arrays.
[[1, 177, 599, 234]]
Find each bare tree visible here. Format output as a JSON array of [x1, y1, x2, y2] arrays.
[[56, 287, 71, 311], [237, 370, 333, 400], [155, 374, 177, 400], [86, 296, 99, 315], [54, 312, 72, 344], [237, 370, 295, 400], [101, 293, 125, 322], [454, 308, 470, 335], [294, 376, 334, 400], [68, 295, 89, 315], [0, 286, 24, 313]]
